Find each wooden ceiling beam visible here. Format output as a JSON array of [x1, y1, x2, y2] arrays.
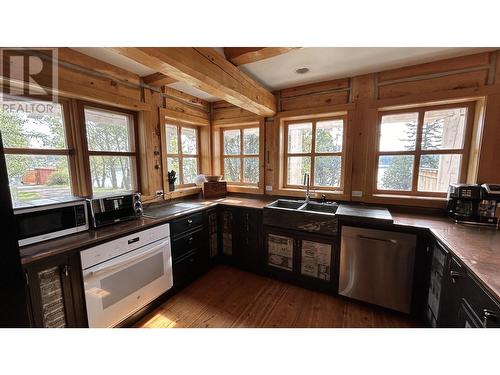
[[224, 47, 299, 66], [108, 47, 276, 116], [142, 72, 176, 87]]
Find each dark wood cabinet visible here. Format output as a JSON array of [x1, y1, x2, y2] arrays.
[[171, 212, 210, 288], [219, 206, 264, 273], [24, 252, 87, 328], [426, 239, 500, 328], [207, 208, 219, 261], [264, 226, 336, 291]]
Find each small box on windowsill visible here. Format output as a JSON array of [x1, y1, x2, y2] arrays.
[[203, 181, 227, 199]]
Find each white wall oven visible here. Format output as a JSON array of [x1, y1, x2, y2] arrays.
[[81, 223, 172, 328]]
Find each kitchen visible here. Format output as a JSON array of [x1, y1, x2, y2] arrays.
[[1, 4, 500, 374]]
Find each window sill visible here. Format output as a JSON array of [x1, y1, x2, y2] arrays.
[[372, 194, 446, 201], [226, 184, 263, 194], [367, 193, 447, 208], [271, 187, 349, 201], [166, 186, 201, 199]]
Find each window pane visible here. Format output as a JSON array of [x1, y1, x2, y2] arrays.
[[422, 108, 467, 150], [314, 156, 341, 187], [166, 157, 180, 185], [288, 123, 312, 153], [6, 154, 71, 202], [166, 125, 178, 154], [243, 128, 259, 155], [243, 157, 259, 184], [379, 112, 418, 151], [0, 98, 67, 149], [181, 127, 197, 155], [224, 157, 240, 182], [182, 157, 198, 184], [377, 155, 414, 191], [90, 155, 135, 194], [287, 156, 311, 185], [224, 129, 240, 155], [418, 154, 461, 192], [315, 120, 343, 153], [85, 108, 133, 152]]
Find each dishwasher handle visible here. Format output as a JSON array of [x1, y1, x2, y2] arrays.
[[357, 234, 398, 244]]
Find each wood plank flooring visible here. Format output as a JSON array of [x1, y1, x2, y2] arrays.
[[135, 265, 419, 328]]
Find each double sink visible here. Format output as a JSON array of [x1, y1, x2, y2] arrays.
[[264, 199, 339, 235], [267, 199, 338, 215]]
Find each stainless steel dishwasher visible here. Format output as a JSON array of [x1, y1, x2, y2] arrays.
[[339, 226, 416, 313]]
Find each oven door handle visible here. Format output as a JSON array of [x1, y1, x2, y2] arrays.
[[84, 239, 169, 278]]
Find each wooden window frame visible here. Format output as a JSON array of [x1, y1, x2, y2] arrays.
[[221, 124, 261, 186], [373, 102, 475, 197], [1, 95, 79, 196], [79, 102, 140, 195], [283, 115, 347, 191], [162, 121, 200, 189]]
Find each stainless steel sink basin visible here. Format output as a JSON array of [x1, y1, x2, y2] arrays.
[[266, 199, 338, 215], [266, 199, 305, 210], [299, 202, 338, 215]]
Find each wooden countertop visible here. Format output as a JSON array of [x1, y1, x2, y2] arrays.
[[19, 195, 273, 265], [391, 212, 500, 302], [18, 195, 500, 302]]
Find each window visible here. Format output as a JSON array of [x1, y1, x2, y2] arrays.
[[284, 117, 345, 190], [164, 124, 199, 186], [0, 97, 74, 202], [222, 126, 260, 185], [83, 106, 138, 195], [375, 103, 473, 195]]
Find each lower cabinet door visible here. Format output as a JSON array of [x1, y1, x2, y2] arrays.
[[173, 250, 204, 287], [266, 233, 294, 272], [299, 239, 332, 281], [25, 254, 85, 328]]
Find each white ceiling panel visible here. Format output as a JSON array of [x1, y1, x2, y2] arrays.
[[71, 47, 157, 76], [238, 47, 494, 90], [167, 81, 220, 102]]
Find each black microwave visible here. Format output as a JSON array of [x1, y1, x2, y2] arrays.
[[14, 198, 89, 247], [87, 193, 143, 228]]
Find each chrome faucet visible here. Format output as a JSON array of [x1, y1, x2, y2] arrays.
[[303, 173, 311, 202]]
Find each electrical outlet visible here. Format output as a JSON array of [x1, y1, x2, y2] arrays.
[[352, 190, 363, 197], [265, 185, 273, 192], [155, 190, 164, 196]]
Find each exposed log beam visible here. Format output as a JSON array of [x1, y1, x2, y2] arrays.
[[142, 72, 176, 87], [224, 47, 299, 66], [108, 47, 276, 116]]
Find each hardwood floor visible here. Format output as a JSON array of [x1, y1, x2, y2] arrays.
[[135, 265, 420, 328]]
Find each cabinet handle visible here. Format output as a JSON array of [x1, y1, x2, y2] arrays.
[[449, 270, 463, 283], [188, 237, 194, 243], [483, 309, 499, 326], [64, 265, 71, 277], [187, 219, 193, 226], [357, 235, 397, 244]]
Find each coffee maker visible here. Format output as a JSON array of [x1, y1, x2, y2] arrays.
[[447, 183, 500, 227]]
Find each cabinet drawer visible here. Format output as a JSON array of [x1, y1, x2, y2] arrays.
[[462, 274, 500, 328], [170, 212, 204, 237], [172, 250, 204, 287], [171, 229, 206, 261]]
